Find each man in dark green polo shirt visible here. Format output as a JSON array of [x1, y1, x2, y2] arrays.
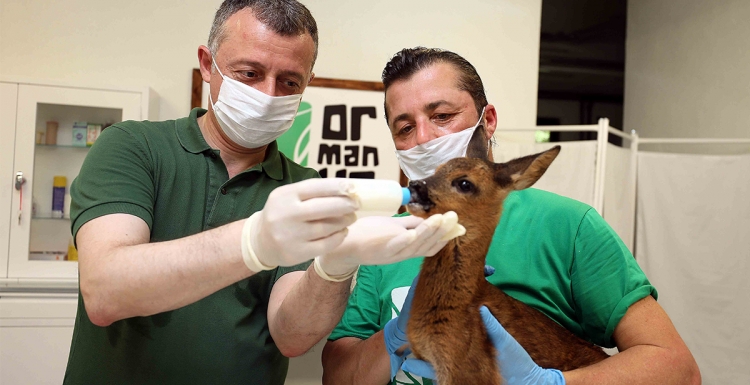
[[62, 2, 456, 384]]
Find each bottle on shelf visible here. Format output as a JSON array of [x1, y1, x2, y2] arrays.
[[72, 122, 87, 147], [64, 193, 72, 219], [66, 237, 78, 261], [45, 121, 58, 145], [87, 123, 102, 146], [52, 176, 67, 219]]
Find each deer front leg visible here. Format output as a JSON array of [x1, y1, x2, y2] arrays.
[[408, 318, 503, 385]]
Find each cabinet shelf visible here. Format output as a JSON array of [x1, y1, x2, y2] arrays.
[[29, 251, 72, 262], [35, 143, 91, 149], [31, 216, 71, 221]]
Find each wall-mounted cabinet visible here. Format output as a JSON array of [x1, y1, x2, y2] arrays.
[[1, 79, 158, 287]]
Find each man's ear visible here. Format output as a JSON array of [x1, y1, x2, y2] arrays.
[[493, 146, 561, 190], [307, 72, 315, 86], [483, 104, 498, 139], [197, 45, 214, 84]]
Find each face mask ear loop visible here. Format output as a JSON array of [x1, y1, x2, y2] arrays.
[[209, 53, 224, 111], [208, 91, 216, 110], [211, 53, 226, 80]]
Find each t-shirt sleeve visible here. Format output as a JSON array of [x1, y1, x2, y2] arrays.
[[328, 265, 383, 341], [571, 208, 657, 347], [70, 125, 155, 241]]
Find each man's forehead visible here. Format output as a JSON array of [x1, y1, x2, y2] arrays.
[[386, 71, 470, 116], [387, 63, 465, 96], [219, 9, 314, 58], [408, 99, 461, 112], [214, 18, 315, 79]]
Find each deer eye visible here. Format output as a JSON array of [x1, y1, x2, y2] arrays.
[[453, 179, 475, 193]]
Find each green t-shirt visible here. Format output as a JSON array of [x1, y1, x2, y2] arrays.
[[63, 108, 318, 385], [329, 188, 656, 385]]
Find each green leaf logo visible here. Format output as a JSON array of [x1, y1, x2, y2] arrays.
[[278, 101, 312, 167]]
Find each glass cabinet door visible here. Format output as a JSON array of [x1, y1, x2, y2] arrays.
[[8, 84, 143, 279], [0, 82, 19, 279]]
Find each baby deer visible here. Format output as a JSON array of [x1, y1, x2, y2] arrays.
[[405, 146, 609, 385]]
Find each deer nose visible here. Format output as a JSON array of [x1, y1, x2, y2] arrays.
[[408, 180, 426, 200], [408, 180, 435, 211]]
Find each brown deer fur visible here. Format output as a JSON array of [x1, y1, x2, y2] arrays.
[[406, 146, 609, 385]]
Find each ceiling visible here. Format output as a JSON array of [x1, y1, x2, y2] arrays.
[[538, 0, 627, 102]]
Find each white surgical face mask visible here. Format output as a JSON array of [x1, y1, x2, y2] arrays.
[[396, 107, 486, 181], [210, 57, 303, 148]]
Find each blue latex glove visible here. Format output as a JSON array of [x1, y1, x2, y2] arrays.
[[484, 264, 496, 277], [383, 275, 418, 379], [401, 306, 566, 385]]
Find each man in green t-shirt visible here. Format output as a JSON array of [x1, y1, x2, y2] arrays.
[[322, 48, 701, 385], [62, 5, 457, 385]]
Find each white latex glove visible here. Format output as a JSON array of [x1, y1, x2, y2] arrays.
[[317, 211, 464, 276], [241, 178, 359, 271]]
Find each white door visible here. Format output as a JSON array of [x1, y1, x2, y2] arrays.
[[0, 82, 19, 279], [8, 84, 142, 279]]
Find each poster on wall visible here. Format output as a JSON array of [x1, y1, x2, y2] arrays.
[[277, 85, 399, 183], [195, 73, 400, 183]]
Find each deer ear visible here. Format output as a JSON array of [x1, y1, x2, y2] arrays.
[[493, 146, 561, 190], [465, 124, 489, 161]]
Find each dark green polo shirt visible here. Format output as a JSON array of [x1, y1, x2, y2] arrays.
[[64, 108, 317, 385]]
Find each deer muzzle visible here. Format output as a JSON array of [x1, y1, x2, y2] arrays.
[[407, 180, 435, 215]]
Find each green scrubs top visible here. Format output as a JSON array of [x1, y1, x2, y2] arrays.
[[330, 188, 656, 385]]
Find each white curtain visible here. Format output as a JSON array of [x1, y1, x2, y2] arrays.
[[636, 151, 750, 384], [494, 141, 597, 207], [603, 143, 635, 252]]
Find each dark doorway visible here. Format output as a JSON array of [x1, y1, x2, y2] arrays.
[[536, 0, 627, 144]]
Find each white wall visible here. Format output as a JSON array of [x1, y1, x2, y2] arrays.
[[624, 0, 750, 140], [0, 0, 542, 128], [0, 1, 542, 384]]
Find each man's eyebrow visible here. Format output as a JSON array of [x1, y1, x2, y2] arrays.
[[230, 59, 266, 70], [390, 100, 457, 129], [277, 70, 306, 83], [426, 100, 454, 111], [390, 112, 411, 128], [231, 59, 306, 82]]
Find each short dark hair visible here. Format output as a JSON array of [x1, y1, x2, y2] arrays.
[[382, 47, 487, 121], [208, 0, 319, 69]]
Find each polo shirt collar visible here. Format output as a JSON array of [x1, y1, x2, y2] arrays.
[[259, 141, 285, 181], [177, 108, 211, 154], [177, 108, 285, 181]]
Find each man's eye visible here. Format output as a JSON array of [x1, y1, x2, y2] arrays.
[[434, 113, 452, 121], [398, 125, 414, 136], [284, 80, 300, 89], [243, 72, 257, 78]]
